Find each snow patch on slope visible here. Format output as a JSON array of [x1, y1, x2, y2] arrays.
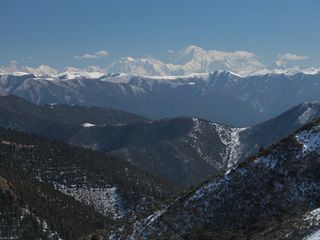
[[58, 71, 105, 80], [298, 107, 319, 125], [254, 155, 278, 169], [304, 208, 320, 225], [187, 119, 246, 168], [54, 183, 125, 219], [185, 143, 281, 206], [212, 123, 246, 168], [127, 206, 169, 240], [187, 118, 203, 155], [304, 230, 320, 240], [296, 128, 320, 156], [82, 122, 96, 128], [186, 118, 218, 166]]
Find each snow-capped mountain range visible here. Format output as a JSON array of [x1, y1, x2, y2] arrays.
[[105, 45, 266, 76], [2, 46, 319, 77], [1, 69, 320, 126]]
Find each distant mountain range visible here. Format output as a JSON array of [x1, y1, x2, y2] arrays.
[[3, 46, 319, 77], [1, 95, 320, 189], [1, 69, 320, 127]]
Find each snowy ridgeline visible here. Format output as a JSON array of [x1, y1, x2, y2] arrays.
[[186, 124, 320, 205], [115, 207, 169, 240], [298, 105, 320, 125], [54, 183, 125, 219], [303, 208, 320, 240], [211, 122, 246, 168]]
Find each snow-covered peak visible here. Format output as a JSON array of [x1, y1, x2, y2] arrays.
[[106, 56, 174, 76], [9, 71, 33, 77], [58, 70, 105, 80], [183, 45, 205, 53], [301, 67, 320, 75], [105, 45, 266, 76], [141, 72, 210, 81], [171, 45, 208, 64], [24, 65, 58, 77]]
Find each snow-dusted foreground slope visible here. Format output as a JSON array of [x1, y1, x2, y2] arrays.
[[54, 184, 125, 219], [113, 118, 320, 239]]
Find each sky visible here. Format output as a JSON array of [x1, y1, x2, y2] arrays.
[[1, 0, 320, 70]]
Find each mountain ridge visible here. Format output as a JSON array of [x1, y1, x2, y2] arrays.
[[1, 95, 320, 189], [113, 117, 320, 239], [2, 70, 320, 126]]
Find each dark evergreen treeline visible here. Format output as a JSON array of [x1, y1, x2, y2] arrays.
[[0, 166, 109, 239], [0, 127, 178, 203], [0, 126, 179, 239]]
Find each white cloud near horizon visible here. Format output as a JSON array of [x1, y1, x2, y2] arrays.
[[75, 50, 109, 60], [0, 60, 20, 72], [275, 53, 309, 67]]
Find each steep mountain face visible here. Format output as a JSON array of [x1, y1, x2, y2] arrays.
[[0, 96, 245, 187], [1, 70, 320, 126], [73, 101, 320, 188], [116, 118, 320, 239], [0, 95, 320, 189], [208, 71, 320, 119], [70, 117, 246, 187], [240, 100, 320, 159]]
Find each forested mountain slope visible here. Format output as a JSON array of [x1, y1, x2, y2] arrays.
[[1, 95, 320, 188], [115, 117, 320, 239], [0, 127, 178, 239]]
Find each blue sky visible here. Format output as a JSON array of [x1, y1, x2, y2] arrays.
[[1, 0, 319, 70]]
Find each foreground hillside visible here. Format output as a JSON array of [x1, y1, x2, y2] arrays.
[[114, 118, 320, 239], [0, 127, 178, 239]]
